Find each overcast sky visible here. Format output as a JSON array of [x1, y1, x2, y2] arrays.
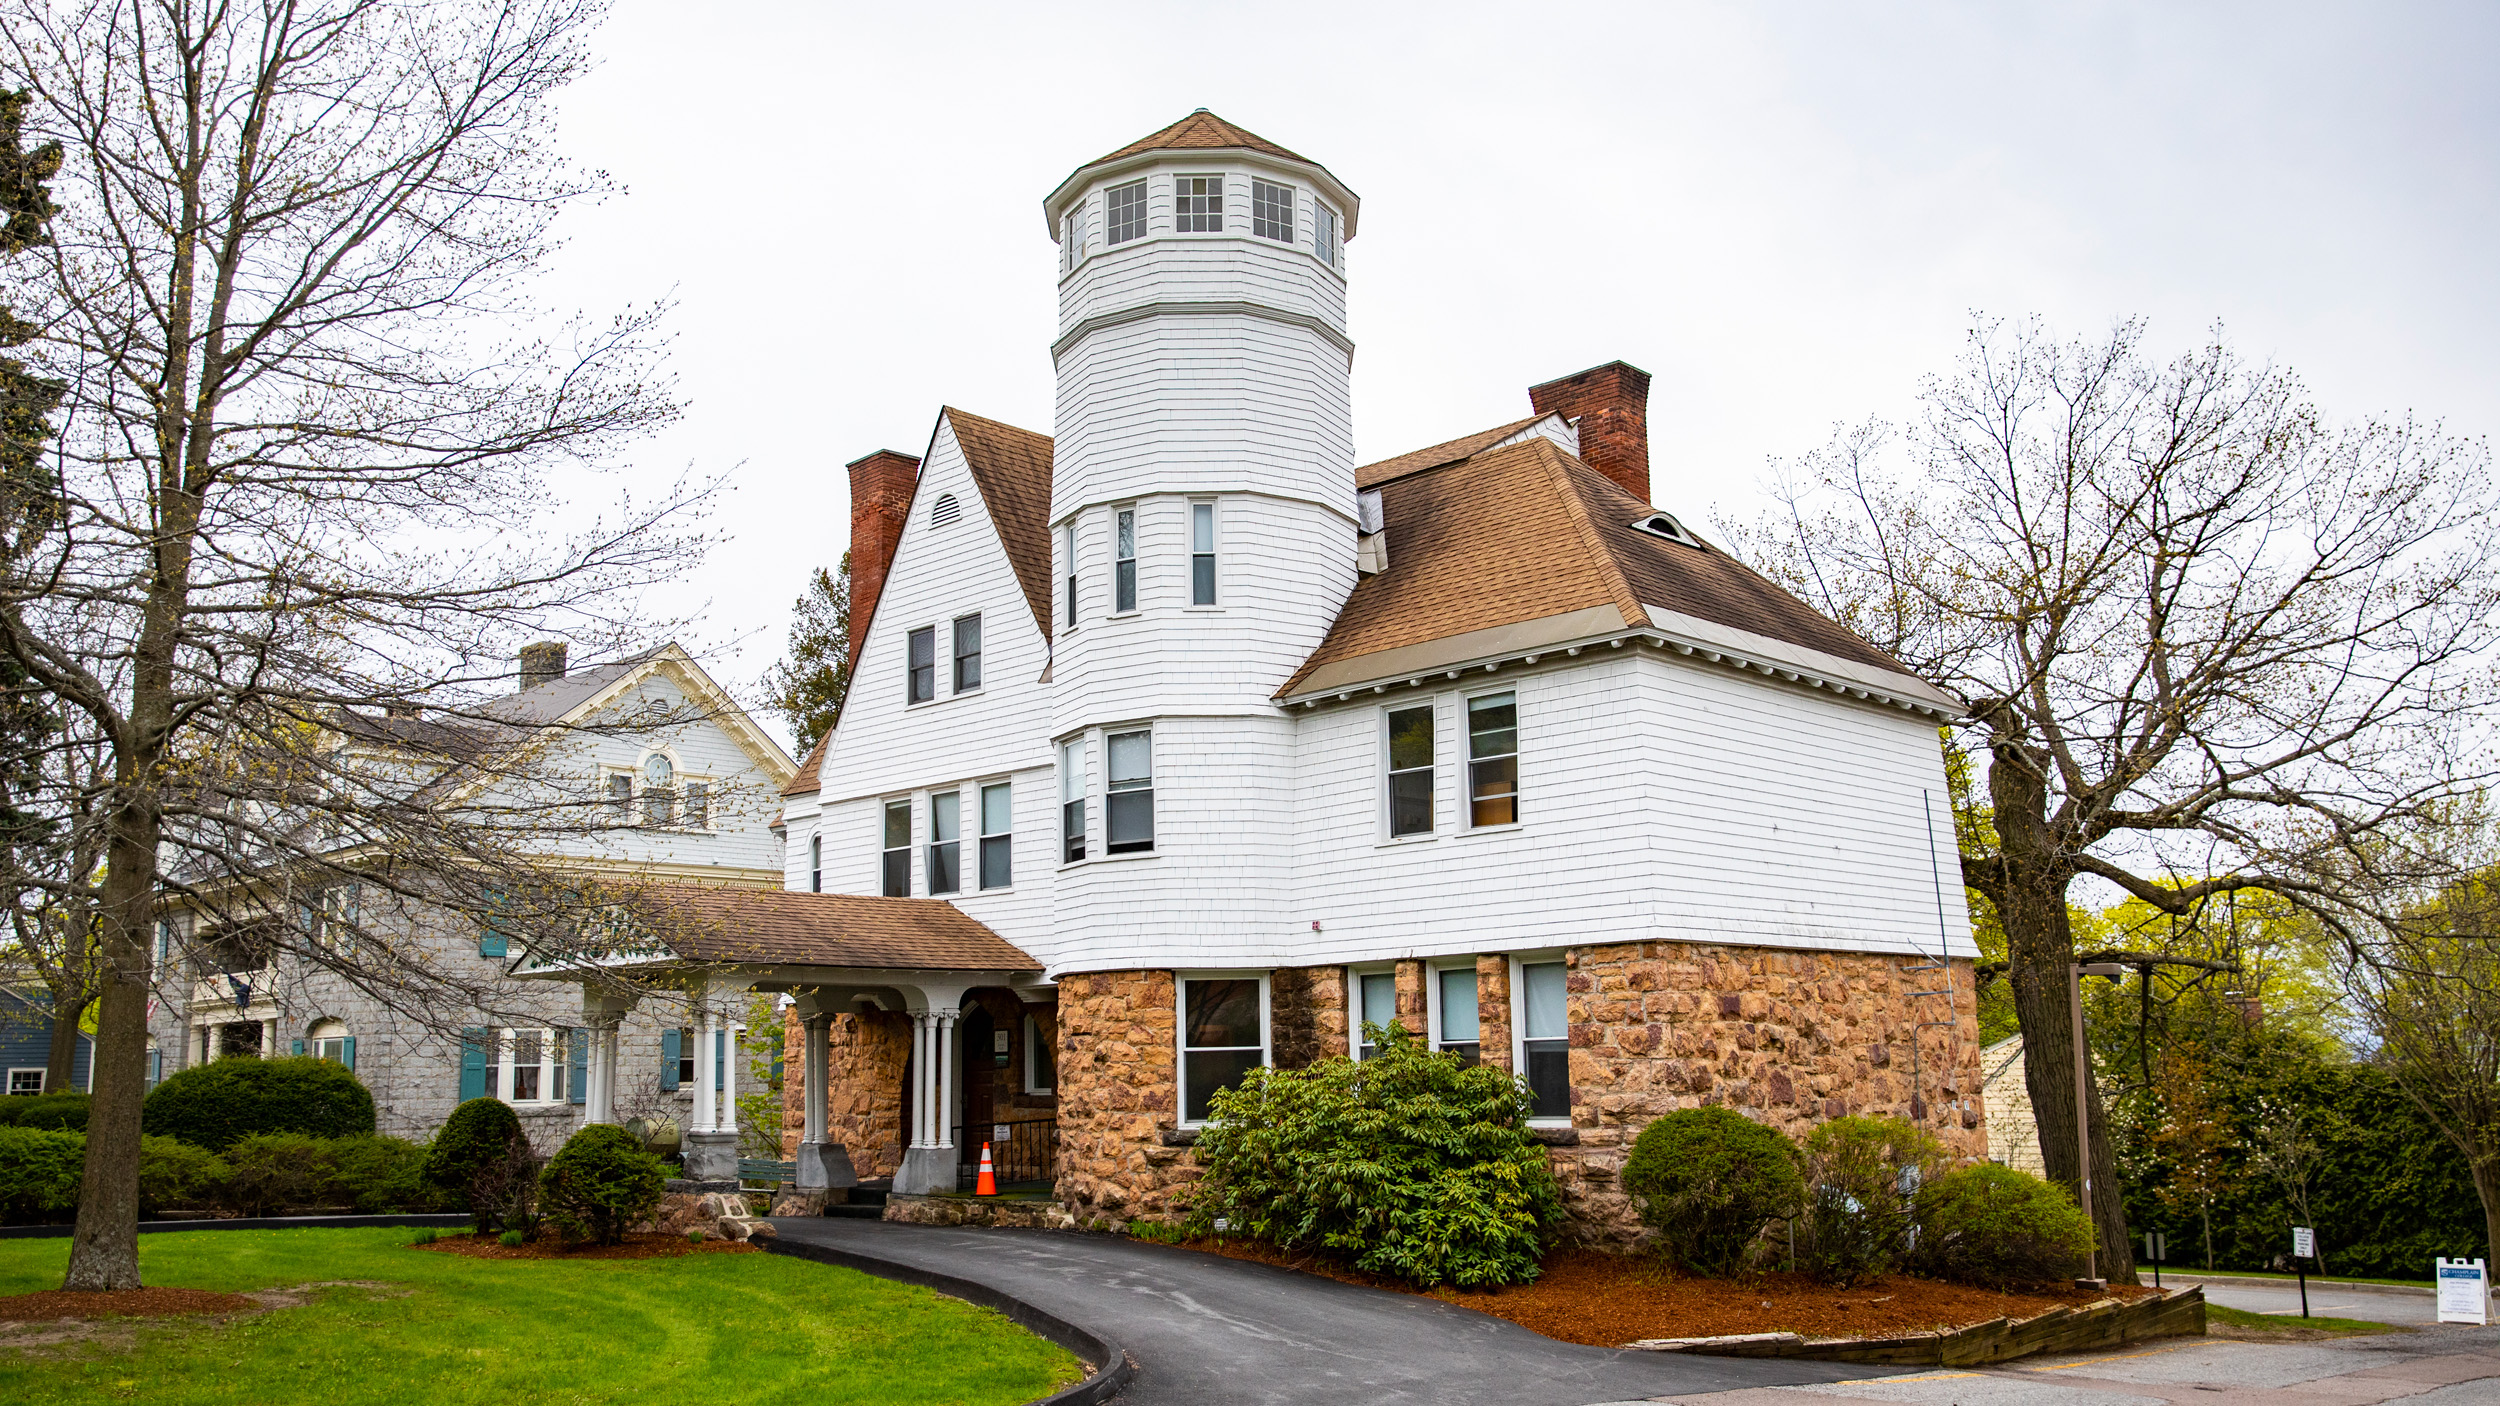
[[533, 0, 2499, 749]]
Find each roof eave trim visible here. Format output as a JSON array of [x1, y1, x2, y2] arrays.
[[1638, 604, 1966, 717], [1043, 147, 1360, 236]]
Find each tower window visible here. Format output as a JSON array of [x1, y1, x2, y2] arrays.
[[953, 613, 982, 693], [1113, 508, 1137, 613], [1190, 502, 1216, 605], [1061, 522, 1079, 629], [1060, 739, 1087, 863], [1315, 202, 1339, 267], [1107, 179, 1147, 244], [1251, 180, 1293, 242], [1175, 175, 1223, 233], [1106, 729, 1154, 854], [1060, 206, 1083, 271], [881, 800, 911, 896]]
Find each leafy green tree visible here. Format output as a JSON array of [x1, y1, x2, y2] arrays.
[[764, 558, 851, 755]]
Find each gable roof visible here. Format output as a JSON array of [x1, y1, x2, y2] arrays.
[[1088, 109, 1311, 168], [641, 885, 1040, 972], [1282, 435, 1947, 708], [1354, 415, 1548, 491]]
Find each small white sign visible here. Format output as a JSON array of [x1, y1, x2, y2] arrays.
[[992, 1123, 1010, 1143], [2292, 1227, 2316, 1259], [2437, 1258, 2489, 1326]]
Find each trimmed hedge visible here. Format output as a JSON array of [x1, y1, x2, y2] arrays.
[[0, 1126, 84, 1221], [1912, 1162, 2095, 1288], [1621, 1106, 1803, 1275], [426, 1097, 530, 1233], [138, 1136, 232, 1213], [540, 1124, 667, 1246], [142, 1055, 375, 1151], [0, 1091, 91, 1131]]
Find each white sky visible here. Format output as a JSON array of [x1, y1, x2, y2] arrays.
[[534, 0, 2500, 750]]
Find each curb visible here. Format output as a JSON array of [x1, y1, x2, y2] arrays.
[[762, 1231, 1133, 1406], [0, 1214, 471, 1240]]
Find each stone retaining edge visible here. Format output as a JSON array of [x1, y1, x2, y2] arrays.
[[762, 1232, 1134, 1406], [0, 1214, 471, 1240], [1632, 1285, 2207, 1367]]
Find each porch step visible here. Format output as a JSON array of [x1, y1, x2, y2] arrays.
[[821, 1183, 890, 1220]]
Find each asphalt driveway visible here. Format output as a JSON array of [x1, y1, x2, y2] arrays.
[[768, 1217, 1894, 1406]]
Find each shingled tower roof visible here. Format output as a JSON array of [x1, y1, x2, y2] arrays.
[[1086, 108, 1311, 167]]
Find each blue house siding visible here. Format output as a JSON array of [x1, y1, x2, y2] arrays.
[[0, 988, 93, 1094]]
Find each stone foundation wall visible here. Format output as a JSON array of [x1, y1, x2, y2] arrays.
[[1551, 942, 1989, 1247], [1269, 964, 1347, 1069], [1054, 969, 1190, 1228], [817, 1010, 911, 1180]]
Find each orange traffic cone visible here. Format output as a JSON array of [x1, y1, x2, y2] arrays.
[[975, 1141, 999, 1196]]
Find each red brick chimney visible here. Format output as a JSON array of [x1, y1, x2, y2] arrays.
[[1529, 361, 1652, 503], [845, 449, 921, 667]]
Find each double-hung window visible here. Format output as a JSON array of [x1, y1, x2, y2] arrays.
[[642, 754, 676, 827], [1174, 175, 1223, 232], [927, 791, 961, 895], [1106, 179, 1147, 244], [1190, 503, 1216, 605], [1518, 961, 1569, 1119], [907, 626, 937, 703], [1251, 179, 1293, 241], [1062, 523, 1079, 628], [1435, 967, 1480, 1066], [1386, 704, 1435, 837], [1113, 508, 1137, 613], [808, 834, 822, 893], [1060, 740, 1087, 862], [1355, 971, 1397, 1060], [1106, 729, 1153, 854], [1315, 202, 1339, 267], [1060, 206, 1082, 271], [606, 773, 633, 816], [880, 800, 911, 897], [1180, 977, 1265, 1123], [979, 782, 1012, 889], [1468, 692, 1519, 826], [953, 614, 982, 693], [501, 1027, 570, 1105]]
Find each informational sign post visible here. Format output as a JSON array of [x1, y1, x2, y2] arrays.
[[2437, 1258, 2490, 1326], [2292, 1228, 2315, 1317], [2142, 1231, 2167, 1289]]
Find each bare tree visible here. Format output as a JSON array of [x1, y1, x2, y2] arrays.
[[0, 0, 725, 1289], [1729, 317, 2500, 1281]]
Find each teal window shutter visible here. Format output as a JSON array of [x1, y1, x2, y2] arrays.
[[714, 1029, 726, 1091], [146, 1050, 162, 1087], [660, 1027, 681, 1090], [343, 1037, 357, 1072], [291, 1038, 305, 1056], [478, 889, 509, 958], [459, 1028, 489, 1101], [568, 1028, 587, 1104]]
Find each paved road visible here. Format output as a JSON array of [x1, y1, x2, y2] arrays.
[[769, 1218, 1894, 1406], [1642, 1321, 2500, 1406], [2149, 1275, 2453, 1328]]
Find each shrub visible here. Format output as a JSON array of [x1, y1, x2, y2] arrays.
[[330, 1133, 437, 1214], [1621, 1107, 1804, 1276], [142, 1055, 375, 1151], [425, 1098, 530, 1234], [138, 1136, 232, 1212], [1911, 1163, 2096, 1288], [1192, 1022, 1563, 1288], [1796, 1115, 1947, 1286], [499, 1229, 525, 1248], [540, 1124, 667, 1246], [0, 1126, 84, 1222], [410, 1227, 438, 1245], [224, 1132, 345, 1216], [0, 1091, 91, 1131]]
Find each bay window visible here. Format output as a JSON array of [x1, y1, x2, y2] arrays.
[[1113, 508, 1137, 613]]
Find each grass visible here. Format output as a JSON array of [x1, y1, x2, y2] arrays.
[[2206, 1303, 2409, 1336], [0, 1229, 1084, 1405]]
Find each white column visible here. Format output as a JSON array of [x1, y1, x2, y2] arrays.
[[722, 1021, 743, 1134], [802, 1014, 829, 1146], [909, 1013, 931, 1147], [934, 1010, 957, 1150], [692, 997, 717, 1133]]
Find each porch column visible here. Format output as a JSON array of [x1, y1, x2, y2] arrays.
[[722, 1018, 743, 1135], [802, 1013, 829, 1146], [678, 981, 738, 1184], [579, 993, 633, 1126], [894, 1002, 960, 1197]]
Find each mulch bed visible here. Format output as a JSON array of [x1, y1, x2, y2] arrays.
[[0, 1288, 259, 1322], [1161, 1239, 2157, 1347], [415, 1231, 761, 1261]]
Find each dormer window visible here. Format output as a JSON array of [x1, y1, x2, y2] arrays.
[[1175, 175, 1223, 233], [1251, 180, 1293, 242], [1632, 512, 1702, 548], [1106, 179, 1147, 244]]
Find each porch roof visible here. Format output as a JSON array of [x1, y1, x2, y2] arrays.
[[640, 887, 1042, 972]]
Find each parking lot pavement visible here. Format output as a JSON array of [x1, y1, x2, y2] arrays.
[[1612, 1320, 2500, 1405], [2164, 1276, 2449, 1327]]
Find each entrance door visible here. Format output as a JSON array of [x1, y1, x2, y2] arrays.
[[959, 1005, 994, 1167]]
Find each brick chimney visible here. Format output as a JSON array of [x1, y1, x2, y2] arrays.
[[518, 641, 567, 691], [1529, 360, 1653, 503], [846, 449, 921, 667]]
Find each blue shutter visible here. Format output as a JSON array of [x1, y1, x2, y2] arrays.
[[291, 1038, 305, 1056], [157, 922, 171, 963], [342, 1037, 357, 1072], [714, 1029, 726, 1091], [568, 1028, 587, 1104], [459, 1028, 489, 1101], [660, 1027, 681, 1090], [478, 889, 508, 958], [146, 1050, 162, 1087]]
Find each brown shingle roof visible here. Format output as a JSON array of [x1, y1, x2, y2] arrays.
[[1283, 436, 1915, 697], [1354, 415, 1547, 490], [643, 885, 1039, 972], [1088, 109, 1310, 168]]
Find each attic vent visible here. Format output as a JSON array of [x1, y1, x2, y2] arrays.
[[928, 493, 962, 530], [1631, 512, 1702, 549]]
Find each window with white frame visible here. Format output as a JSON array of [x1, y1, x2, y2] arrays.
[[1106, 179, 1147, 244], [641, 753, 677, 827], [606, 772, 633, 815], [953, 613, 982, 693], [881, 799, 911, 897], [1434, 966, 1480, 1065], [927, 790, 961, 895], [1386, 703, 1435, 837], [1023, 1013, 1054, 1094], [309, 1018, 351, 1065], [1189, 502, 1216, 605], [299, 882, 359, 948], [907, 626, 937, 703], [7, 1068, 42, 1096], [1315, 201, 1339, 267], [1106, 729, 1153, 854], [1251, 179, 1293, 241], [498, 1027, 569, 1104], [809, 833, 822, 892], [605, 758, 705, 829], [1060, 739, 1087, 863], [1354, 970, 1397, 1060], [1060, 206, 1082, 271], [1180, 977, 1264, 1123], [1062, 522, 1079, 629], [1113, 508, 1137, 612], [979, 782, 1012, 889], [1174, 175, 1223, 232], [1517, 961, 1569, 1120], [1468, 692, 1519, 826]]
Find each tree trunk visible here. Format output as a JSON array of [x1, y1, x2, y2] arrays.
[[1991, 741, 2137, 1284], [2470, 1153, 2500, 1273], [60, 820, 157, 1290], [44, 982, 88, 1093]]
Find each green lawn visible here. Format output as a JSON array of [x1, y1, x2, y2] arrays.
[[0, 1229, 1083, 1405], [2206, 1304, 2410, 1336]]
